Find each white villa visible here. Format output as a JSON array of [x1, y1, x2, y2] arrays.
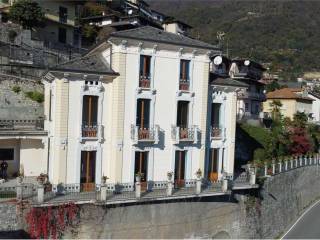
[[0, 26, 247, 191]]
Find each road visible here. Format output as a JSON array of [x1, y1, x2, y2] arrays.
[[282, 200, 320, 239]]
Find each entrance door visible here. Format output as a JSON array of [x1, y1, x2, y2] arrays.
[[174, 151, 186, 188], [208, 149, 219, 182], [80, 151, 96, 192], [134, 152, 148, 191]]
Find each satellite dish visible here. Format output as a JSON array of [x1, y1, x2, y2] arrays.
[[213, 56, 223, 65], [244, 60, 250, 66]]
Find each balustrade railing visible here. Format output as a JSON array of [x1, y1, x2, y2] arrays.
[[171, 125, 198, 143], [0, 119, 44, 131], [210, 125, 224, 139], [139, 75, 151, 88], [179, 80, 190, 91], [130, 125, 159, 143]]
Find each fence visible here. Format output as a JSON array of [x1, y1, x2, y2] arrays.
[[256, 154, 320, 178]]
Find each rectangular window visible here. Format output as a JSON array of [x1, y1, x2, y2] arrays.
[[59, 6, 68, 23], [136, 99, 150, 128], [0, 149, 14, 161], [82, 96, 98, 137], [58, 27, 67, 44], [139, 55, 151, 88], [176, 101, 189, 128], [211, 103, 221, 127], [180, 60, 190, 80]]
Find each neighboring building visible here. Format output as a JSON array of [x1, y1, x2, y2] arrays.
[[39, 25, 249, 189], [0, 0, 82, 48], [209, 55, 248, 181], [229, 59, 266, 120], [307, 91, 320, 123], [263, 88, 314, 120]]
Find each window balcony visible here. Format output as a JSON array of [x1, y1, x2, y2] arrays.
[[139, 75, 151, 89], [171, 125, 198, 144], [179, 80, 190, 91], [210, 125, 225, 140], [131, 125, 159, 144], [80, 124, 103, 141]]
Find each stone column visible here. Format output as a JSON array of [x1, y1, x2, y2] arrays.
[[285, 161, 288, 171], [278, 161, 282, 173], [37, 183, 44, 204], [295, 156, 298, 168], [16, 177, 23, 200], [300, 155, 303, 167], [167, 180, 173, 196], [196, 177, 202, 194], [222, 178, 228, 192], [272, 161, 275, 175], [304, 155, 307, 165], [264, 164, 268, 176], [249, 167, 256, 185], [135, 181, 141, 198], [100, 184, 107, 201], [290, 159, 293, 169]]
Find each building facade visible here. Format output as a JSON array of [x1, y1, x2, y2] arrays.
[[39, 26, 243, 190]]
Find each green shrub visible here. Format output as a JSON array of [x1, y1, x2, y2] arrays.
[[11, 85, 21, 94], [24, 91, 44, 103]]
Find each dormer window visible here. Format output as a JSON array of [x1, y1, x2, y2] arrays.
[[139, 55, 151, 88], [179, 60, 190, 91]]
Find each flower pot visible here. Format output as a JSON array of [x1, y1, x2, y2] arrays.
[[135, 175, 141, 182]]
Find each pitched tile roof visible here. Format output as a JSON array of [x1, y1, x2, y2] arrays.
[[51, 52, 117, 75], [266, 88, 313, 101], [110, 26, 219, 50]]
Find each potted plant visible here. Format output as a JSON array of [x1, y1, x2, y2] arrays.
[[37, 173, 47, 185], [196, 168, 202, 178], [167, 171, 173, 181], [135, 172, 144, 182]]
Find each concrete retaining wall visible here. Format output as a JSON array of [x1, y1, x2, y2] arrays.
[[64, 165, 320, 239]]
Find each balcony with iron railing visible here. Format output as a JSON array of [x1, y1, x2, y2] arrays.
[[171, 125, 198, 144], [131, 125, 159, 144], [210, 125, 225, 140], [179, 79, 190, 91], [139, 75, 151, 89], [81, 123, 102, 141]]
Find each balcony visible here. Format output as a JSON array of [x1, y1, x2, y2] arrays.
[[171, 126, 198, 144], [139, 75, 151, 89], [81, 124, 102, 141], [237, 90, 265, 101], [131, 125, 159, 144], [179, 80, 190, 91], [210, 125, 225, 140], [0, 119, 44, 131]]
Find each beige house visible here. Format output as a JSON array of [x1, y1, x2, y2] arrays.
[[263, 88, 314, 119], [0, 0, 81, 47]]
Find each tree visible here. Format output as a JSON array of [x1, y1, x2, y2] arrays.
[[266, 80, 280, 92], [269, 100, 282, 121], [8, 0, 45, 29]]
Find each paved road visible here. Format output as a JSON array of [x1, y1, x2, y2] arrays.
[[283, 200, 320, 239]]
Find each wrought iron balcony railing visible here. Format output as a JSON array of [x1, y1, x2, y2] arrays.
[[210, 125, 225, 140], [139, 75, 151, 88], [179, 79, 190, 91], [171, 125, 198, 144], [131, 125, 160, 144]]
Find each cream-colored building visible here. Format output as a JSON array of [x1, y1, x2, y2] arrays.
[[263, 88, 313, 120], [39, 26, 243, 189]]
